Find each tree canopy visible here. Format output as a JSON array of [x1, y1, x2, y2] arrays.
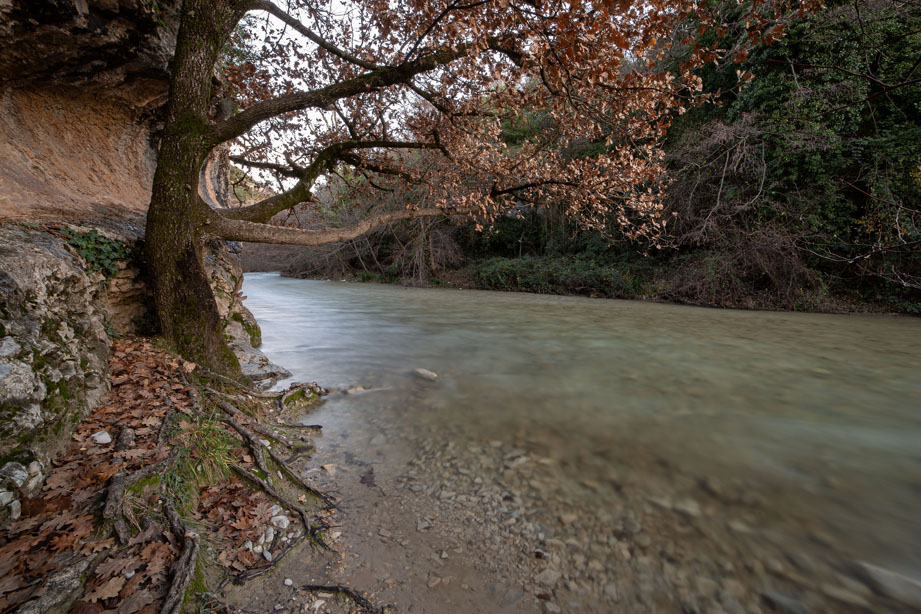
[[145, 0, 822, 371]]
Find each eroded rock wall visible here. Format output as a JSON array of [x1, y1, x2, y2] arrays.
[[0, 225, 111, 519]]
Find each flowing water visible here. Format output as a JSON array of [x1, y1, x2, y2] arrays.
[[241, 272, 921, 612]]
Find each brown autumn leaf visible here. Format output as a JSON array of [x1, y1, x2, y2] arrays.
[[84, 576, 125, 602]]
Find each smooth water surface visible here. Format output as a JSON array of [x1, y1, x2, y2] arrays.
[[243, 273, 921, 578]]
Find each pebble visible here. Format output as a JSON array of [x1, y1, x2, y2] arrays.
[[853, 561, 921, 608], [271, 515, 291, 530], [284, 578, 293, 586], [413, 368, 438, 381], [674, 499, 701, 518], [345, 386, 365, 395], [90, 431, 112, 445], [263, 549, 273, 562], [760, 590, 811, 614], [821, 583, 870, 608], [535, 568, 562, 587], [321, 464, 337, 477], [27, 461, 41, 476], [543, 603, 561, 614], [0, 490, 13, 505], [264, 527, 275, 544], [9, 499, 21, 520]]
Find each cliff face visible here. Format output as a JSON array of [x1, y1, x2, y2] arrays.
[[0, 0, 180, 222]]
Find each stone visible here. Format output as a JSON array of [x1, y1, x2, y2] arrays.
[[345, 386, 365, 395], [696, 577, 719, 598], [263, 549, 273, 562], [27, 461, 42, 475], [674, 498, 701, 518], [0, 490, 13, 505], [0, 462, 28, 488], [264, 527, 275, 544], [9, 499, 21, 520], [760, 591, 810, 614], [853, 561, 921, 608], [535, 568, 562, 587], [413, 368, 439, 381], [321, 463, 337, 476], [284, 578, 293, 586], [91, 430, 112, 445], [271, 515, 291, 530], [820, 583, 870, 608], [543, 603, 561, 614]]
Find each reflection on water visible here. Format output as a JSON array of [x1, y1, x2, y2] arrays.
[[243, 273, 921, 578]]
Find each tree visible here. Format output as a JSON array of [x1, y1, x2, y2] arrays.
[[146, 0, 820, 373]]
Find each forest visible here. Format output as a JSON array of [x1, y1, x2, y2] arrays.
[[245, 0, 921, 314]]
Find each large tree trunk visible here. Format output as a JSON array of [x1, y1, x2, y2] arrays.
[[145, 0, 247, 375]]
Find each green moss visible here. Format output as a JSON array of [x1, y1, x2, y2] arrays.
[[230, 312, 261, 347], [128, 474, 161, 495]]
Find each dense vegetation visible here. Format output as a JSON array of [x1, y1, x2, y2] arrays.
[[254, 0, 921, 313]]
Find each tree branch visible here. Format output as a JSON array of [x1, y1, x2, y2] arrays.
[[253, 0, 378, 70], [207, 42, 488, 146], [221, 140, 443, 222], [210, 206, 454, 245]]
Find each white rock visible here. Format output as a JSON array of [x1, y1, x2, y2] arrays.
[[674, 499, 701, 518], [413, 368, 438, 381], [535, 568, 562, 587], [271, 515, 291, 530], [0, 490, 13, 505], [0, 462, 28, 487], [284, 578, 293, 586], [270, 504, 283, 515], [243, 540, 253, 552], [253, 544, 263, 554], [345, 386, 365, 395], [264, 527, 275, 544], [27, 461, 42, 476], [321, 463, 337, 477], [854, 562, 921, 608], [9, 499, 21, 520], [90, 431, 112, 445], [262, 549, 273, 562]]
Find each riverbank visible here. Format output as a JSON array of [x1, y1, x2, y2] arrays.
[[272, 261, 913, 317]]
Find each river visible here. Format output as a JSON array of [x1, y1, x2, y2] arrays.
[[240, 272, 921, 613]]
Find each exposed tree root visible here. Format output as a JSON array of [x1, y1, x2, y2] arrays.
[[161, 498, 200, 614], [300, 584, 383, 613], [224, 533, 307, 586], [216, 399, 336, 508], [230, 464, 330, 547], [103, 451, 174, 544]]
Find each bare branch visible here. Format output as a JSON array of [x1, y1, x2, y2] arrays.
[[253, 0, 378, 70], [210, 206, 455, 245], [222, 140, 444, 222], [207, 43, 490, 146]]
